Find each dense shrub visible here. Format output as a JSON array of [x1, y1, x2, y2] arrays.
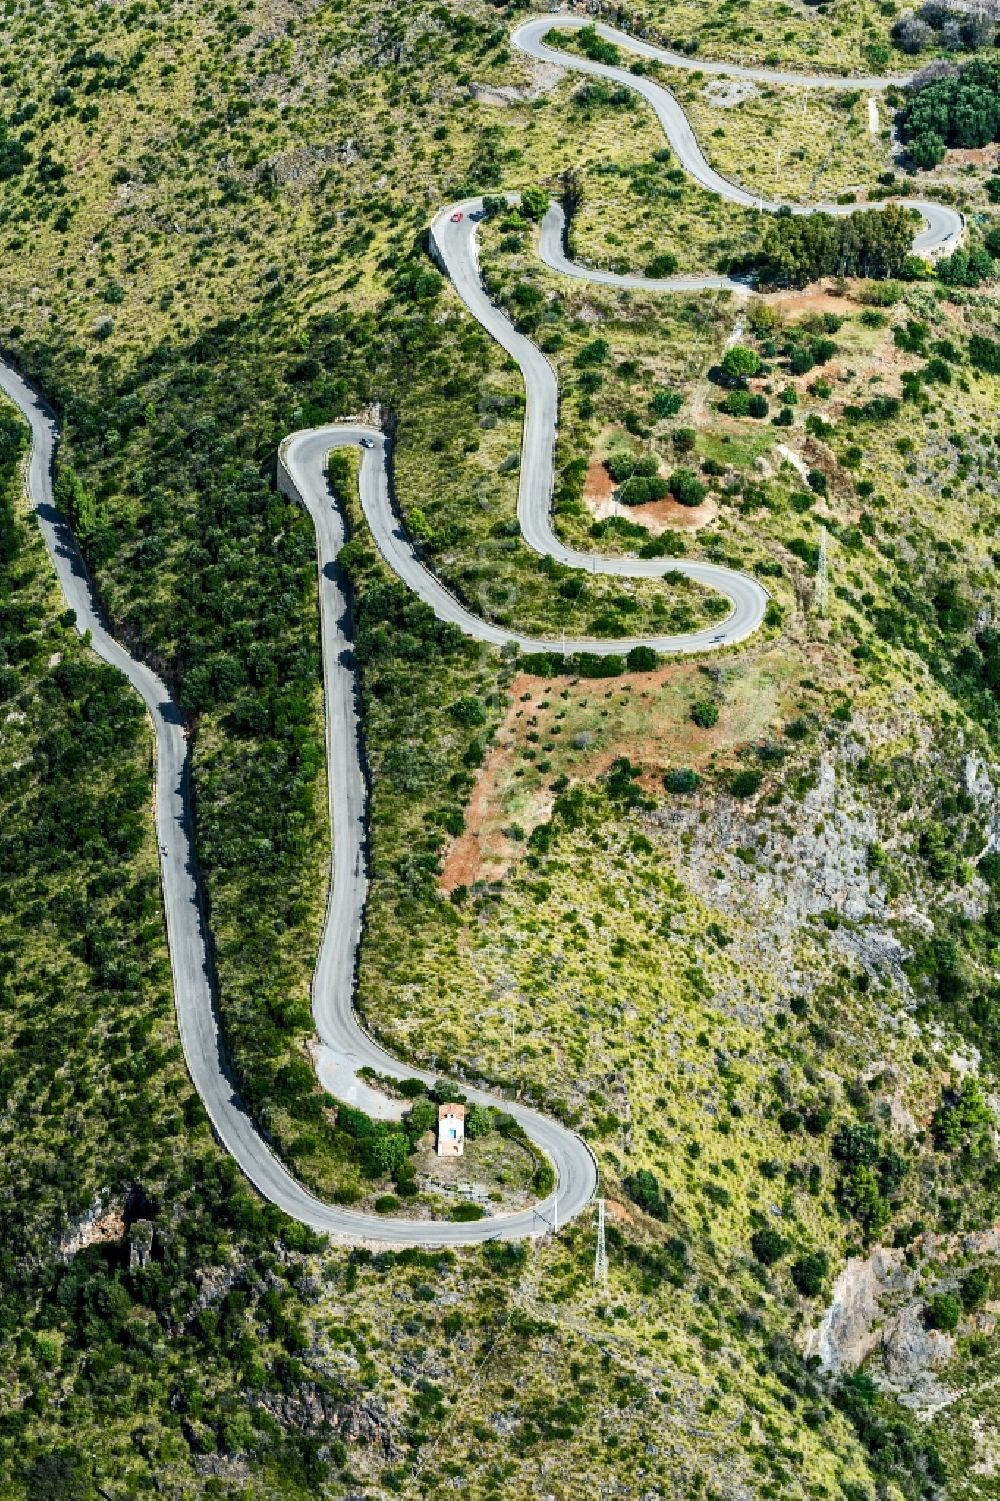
[[755, 205, 914, 287], [791, 1251, 830, 1296], [729, 768, 762, 798], [751, 1227, 789, 1265], [924, 1292, 962, 1331], [650, 388, 683, 418], [900, 58, 1000, 168], [690, 698, 719, 729], [669, 468, 707, 506], [645, 252, 679, 277]]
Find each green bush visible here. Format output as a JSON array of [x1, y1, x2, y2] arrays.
[[791, 1251, 829, 1296], [664, 767, 699, 793], [669, 468, 707, 507], [721, 345, 761, 380], [969, 334, 1000, 374], [575, 337, 609, 367], [932, 1076, 993, 1150], [449, 695, 487, 726], [404, 1098, 439, 1143], [690, 699, 719, 729], [925, 1293, 962, 1332], [573, 22, 621, 64], [619, 475, 669, 505], [650, 388, 683, 418], [606, 450, 659, 483], [464, 1104, 494, 1139], [751, 1227, 788, 1266], [729, 769, 762, 798], [627, 645, 658, 672], [960, 1268, 991, 1311], [624, 1167, 671, 1219], [645, 252, 679, 277], [520, 185, 550, 221], [723, 388, 751, 417], [449, 1203, 485, 1222]]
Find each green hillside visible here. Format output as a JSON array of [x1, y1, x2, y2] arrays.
[[2, 1, 1000, 1497]]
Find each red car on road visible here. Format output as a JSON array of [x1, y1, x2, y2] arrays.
[[450, 211, 464, 222]]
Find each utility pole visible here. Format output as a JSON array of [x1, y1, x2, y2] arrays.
[[594, 1198, 608, 1291]]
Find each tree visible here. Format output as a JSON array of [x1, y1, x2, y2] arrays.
[[575, 338, 609, 367], [792, 1251, 829, 1296], [969, 333, 1000, 372], [464, 1104, 494, 1138], [931, 1076, 993, 1150], [909, 130, 946, 168], [756, 206, 914, 286], [624, 1168, 669, 1218], [362, 1125, 410, 1178], [54, 467, 98, 541], [575, 23, 621, 65], [664, 767, 699, 792], [721, 345, 761, 380], [690, 699, 719, 728], [746, 297, 782, 337], [893, 13, 933, 53], [627, 645, 658, 672], [450, 695, 487, 725], [669, 468, 707, 506], [403, 1097, 438, 1143], [520, 185, 550, 222], [645, 251, 678, 277], [650, 388, 682, 418], [925, 1292, 962, 1331], [960, 1267, 991, 1310], [751, 1227, 788, 1265]]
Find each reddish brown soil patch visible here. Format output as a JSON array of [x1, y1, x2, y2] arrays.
[[583, 457, 718, 533], [583, 457, 615, 506], [944, 145, 997, 169], [631, 495, 718, 530], [440, 743, 524, 893], [441, 655, 788, 891], [767, 286, 856, 319]]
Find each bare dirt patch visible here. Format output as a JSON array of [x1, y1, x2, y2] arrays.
[[441, 651, 798, 891], [583, 457, 718, 532], [766, 286, 857, 320], [944, 144, 998, 170], [583, 457, 615, 507]]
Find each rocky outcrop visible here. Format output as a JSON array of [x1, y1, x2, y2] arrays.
[[257, 1388, 400, 1460], [57, 1196, 126, 1259], [805, 1228, 1000, 1415], [804, 1246, 914, 1374]]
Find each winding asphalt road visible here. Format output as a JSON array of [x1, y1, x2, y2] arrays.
[[3, 18, 962, 1246], [513, 17, 964, 256]]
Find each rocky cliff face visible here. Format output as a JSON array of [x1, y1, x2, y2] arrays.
[[805, 1228, 1000, 1415]]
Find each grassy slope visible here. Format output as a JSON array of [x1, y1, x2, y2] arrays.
[[1, 0, 999, 1497]]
